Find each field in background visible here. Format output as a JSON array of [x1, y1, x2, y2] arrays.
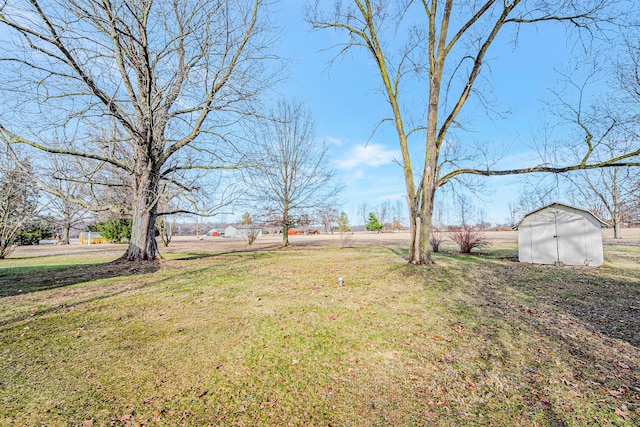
[[1, 230, 638, 425]]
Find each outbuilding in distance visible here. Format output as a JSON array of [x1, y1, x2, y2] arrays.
[[224, 225, 263, 239], [514, 202, 609, 267]]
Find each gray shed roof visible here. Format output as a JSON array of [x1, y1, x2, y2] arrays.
[[513, 202, 609, 230]]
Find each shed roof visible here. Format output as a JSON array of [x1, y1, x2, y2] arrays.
[[513, 202, 609, 230]]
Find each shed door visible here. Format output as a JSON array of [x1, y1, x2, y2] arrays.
[[555, 210, 592, 266], [528, 211, 560, 265], [531, 208, 584, 265]]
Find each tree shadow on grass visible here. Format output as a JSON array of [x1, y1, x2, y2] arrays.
[[168, 244, 283, 261], [484, 261, 640, 348], [441, 257, 640, 425], [0, 261, 161, 298]]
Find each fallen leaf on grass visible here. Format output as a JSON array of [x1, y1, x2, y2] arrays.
[[617, 361, 630, 369], [606, 388, 627, 397], [198, 389, 208, 398], [532, 395, 551, 410], [615, 407, 630, 420]]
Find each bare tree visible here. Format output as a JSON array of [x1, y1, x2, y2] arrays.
[[155, 199, 179, 247], [40, 162, 94, 244], [357, 202, 368, 227], [567, 166, 634, 238], [454, 194, 474, 227], [246, 100, 343, 246], [377, 200, 391, 230], [393, 200, 405, 228], [317, 207, 339, 233], [0, 155, 39, 258], [309, 0, 640, 264], [337, 211, 352, 248], [552, 59, 640, 238], [0, 0, 277, 261]]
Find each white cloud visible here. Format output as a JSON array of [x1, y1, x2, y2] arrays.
[[335, 143, 400, 169], [324, 136, 344, 147]]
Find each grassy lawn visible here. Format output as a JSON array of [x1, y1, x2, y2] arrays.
[[0, 234, 638, 426]]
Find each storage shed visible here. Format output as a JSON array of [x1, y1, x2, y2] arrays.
[[78, 232, 107, 244], [514, 203, 608, 267]]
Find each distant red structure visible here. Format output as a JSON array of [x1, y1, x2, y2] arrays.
[[288, 229, 318, 235]]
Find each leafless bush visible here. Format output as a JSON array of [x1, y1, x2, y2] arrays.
[[339, 229, 352, 248], [430, 227, 445, 253], [449, 225, 488, 253], [243, 226, 262, 246]]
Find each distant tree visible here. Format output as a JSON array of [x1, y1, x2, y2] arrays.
[[337, 211, 351, 232], [365, 212, 383, 233], [297, 213, 312, 233], [377, 200, 391, 230], [567, 166, 633, 238], [0, 157, 39, 258], [240, 212, 253, 225], [455, 195, 474, 227], [16, 217, 56, 246], [246, 100, 343, 246], [337, 211, 351, 248], [318, 207, 339, 233], [156, 215, 177, 248], [507, 183, 558, 226], [243, 225, 262, 246], [97, 219, 132, 243], [392, 200, 406, 229], [41, 165, 94, 244], [261, 209, 283, 235], [391, 219, 404, 231], [357, 202, 368, 227]]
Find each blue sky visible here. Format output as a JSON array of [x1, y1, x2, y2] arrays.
[[272, 0, 586, 225]]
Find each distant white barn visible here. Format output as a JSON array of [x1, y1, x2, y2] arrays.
[[514, 203, 608, 267], [224, 225, 262, 238]]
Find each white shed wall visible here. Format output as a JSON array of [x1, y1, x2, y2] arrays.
[[224, 226, 237, 238], [517, 205, 604, 267]]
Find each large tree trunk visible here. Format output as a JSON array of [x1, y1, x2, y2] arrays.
[[407, 195, 420, 263], [62, 222, 70, 244], [612, 184, 622, 239], [122, 166, 161, 261], [418, 176, 437, 265], [612, 209, 621, 239]]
